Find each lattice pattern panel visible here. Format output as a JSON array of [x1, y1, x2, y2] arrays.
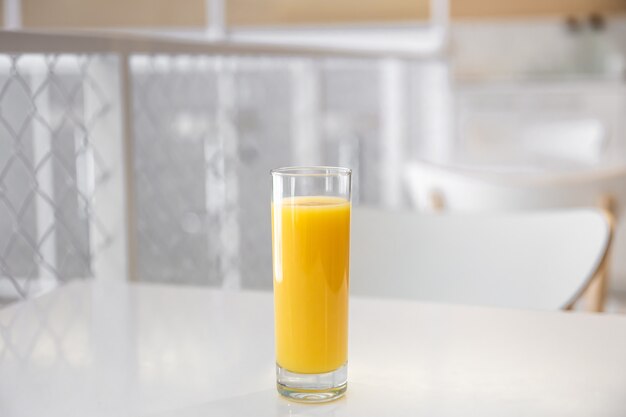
[[233, 58, 294, 290], [130, 55, 386, 289], [1, 52, 391, 294], [131, 56, 225, 286], [0, 54, 115, 304]]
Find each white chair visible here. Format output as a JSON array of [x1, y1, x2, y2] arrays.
[[404, 160, 626, 311], [405, 161, 626, 213], [351, 207, 612, 311]]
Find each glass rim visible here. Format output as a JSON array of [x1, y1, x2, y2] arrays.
[[270, 166, 352, 177]]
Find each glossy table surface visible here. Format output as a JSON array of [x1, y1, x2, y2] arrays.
[[2, 280, 626, 417]]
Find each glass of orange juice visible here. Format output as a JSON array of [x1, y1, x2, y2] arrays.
[[271, 166, 351, 403]]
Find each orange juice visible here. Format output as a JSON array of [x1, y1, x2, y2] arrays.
[[272, 196, 350, 374]]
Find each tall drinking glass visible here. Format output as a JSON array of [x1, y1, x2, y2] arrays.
[[271, 167, 351, 403]]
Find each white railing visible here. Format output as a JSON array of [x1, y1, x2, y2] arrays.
[[2, 0, 450, 54]]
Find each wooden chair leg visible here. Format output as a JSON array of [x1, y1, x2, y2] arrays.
[[583, 195, 617, 313], [584, 261, 609, 313]]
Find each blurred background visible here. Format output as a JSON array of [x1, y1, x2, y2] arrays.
[[1, 0, 626, 311]]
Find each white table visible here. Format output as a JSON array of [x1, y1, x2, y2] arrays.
[[1, 281, 626, 417]]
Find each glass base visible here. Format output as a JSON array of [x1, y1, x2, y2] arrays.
[[276, 363, 347, 403]]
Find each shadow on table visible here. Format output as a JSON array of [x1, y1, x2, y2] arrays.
[[144, 383, 421, 417]]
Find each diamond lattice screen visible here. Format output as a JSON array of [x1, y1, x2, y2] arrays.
[[130, 55, 385, 289], [0, 51, 390, 297], [0, 54, 115, 304]]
